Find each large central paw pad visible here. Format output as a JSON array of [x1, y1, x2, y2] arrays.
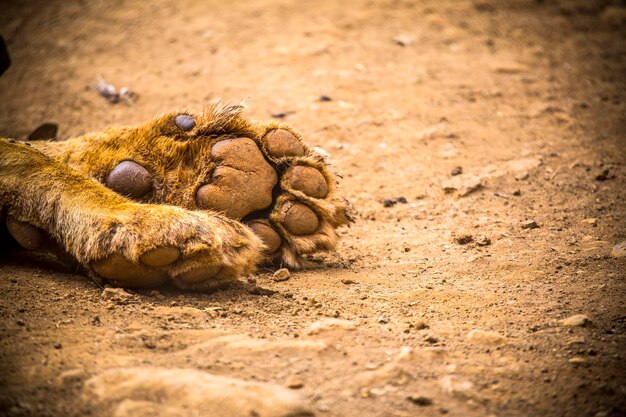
[[196, 138, 277, 219]]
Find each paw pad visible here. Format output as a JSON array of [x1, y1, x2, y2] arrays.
[[196, 138, 277, 218], [175, 265, 221, 284], [139, 246, 181, 267], [106, 161, 152, 199], [6, 216, 44, 250], [285, 165, 329, 198], [174, 114, 196, 131], [247, 221, 282, 254], [92, 253, 169, 288], [264, 129, 305, 158], [279, 202, 319, 235]]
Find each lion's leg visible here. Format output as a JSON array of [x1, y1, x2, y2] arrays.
[[0, 138, 262, 290], [34, 106, 352, 268]]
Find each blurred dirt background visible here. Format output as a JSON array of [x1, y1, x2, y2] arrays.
[[0, 0, 625, 416]]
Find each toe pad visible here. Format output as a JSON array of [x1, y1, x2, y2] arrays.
[[264, 129, 305, 158], [280, 202, 319, 235]]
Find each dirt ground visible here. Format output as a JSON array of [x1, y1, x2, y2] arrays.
[[1, 0, 625, 416]]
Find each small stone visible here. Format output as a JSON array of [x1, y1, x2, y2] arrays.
[[454, 234, 473, 245], [55, 368, 85, 387], [378, 316, 390, 324], [407, 395, 433, 406], [581, 218, 597, 227], [568, 357, 587, 365], [306, 318, 356, 335], [424, 334, 439, 344], [393, 34, 413, 46], [521, 220, 539, 230], [561, 314, 590, 327], [383, 196, 408, 207], [271, 111, 289, 119], [610, 241, 626, 258], [149, 290, 165, 299], [466, 329, 506, 345], [515, 172, 529, 181], [285, 376, 304, 389], [341, 279, 357, 285], [512, 189, 521, 196], [53, 342, 62, 349], [101, 287, 133, 304], [450, 166, 463, 176], [458, 177, 483, 197], [414, 321, 429, 330], [273, 268, 291, 282], [595, 169, 615, 181], [475, 235, 491, 246], [319, 95, 332, 102]]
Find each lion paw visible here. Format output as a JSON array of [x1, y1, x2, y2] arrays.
[[73, 106, 352, 268]]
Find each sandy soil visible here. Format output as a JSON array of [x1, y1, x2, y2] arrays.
[[1, 0, 625, 416]]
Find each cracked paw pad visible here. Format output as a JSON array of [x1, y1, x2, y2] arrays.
[[279, 201, 319, 235], [196, 138, 277, 218]]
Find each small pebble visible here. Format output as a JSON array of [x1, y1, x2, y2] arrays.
[[595, 169, 614, 181], [521, 220, 539, 229], [466, 329, 506, 345], [475, 235, 491, 246], [393, 34, 413, 46], [561, 314, 590, 327], [101, 287, 133, 303], [319, 95, 332, 102], [424, 334, 439, 344], [285, 376, 304, 389], [610, 241, 626, 258], [341, 279, 357, 285], [581, 218, 597, 227], [450, 166, 463, 176], [454, 234, 473, 245], [273, 268, 291, 282], [53, 342, 62, 349], [383, 196, 408, 207], [515, 172, 529, 181], [407, 395, 433, 406], [415, 321, 429, 330]]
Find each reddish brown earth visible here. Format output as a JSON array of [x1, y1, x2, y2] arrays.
[[1, 0, 625, 416]]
